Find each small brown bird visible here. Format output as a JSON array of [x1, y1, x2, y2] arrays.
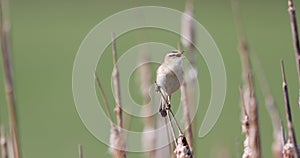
[[156, 50, 184, 117]]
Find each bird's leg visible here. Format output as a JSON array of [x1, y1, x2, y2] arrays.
[[166, 95, 171, 110]]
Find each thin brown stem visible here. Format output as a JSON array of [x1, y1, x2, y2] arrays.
[[180, 80, 193, 154], [111, 32, 126, 158], [240, 86, 251, 158], [164, 118, 175, 157], [0, 0, 21, 158], [138, 53, 157, 158], [180, 2, 197, 153], [155, 81, 193, 157], [251, 52, 282, 158], [168, 109, 183, 135], [154, 81, 183, 134], [231, 0, 261, 157], [181, 0, 195, 51], [239, 86, 248, 117], [95, 72, 114, 127], [78, 144, 83, 158], [281, 121, 286, 148], [178, 42, 194, 156], [166, 111, 177, 147], [287, 0, 300, 84], [251, 52, 280, 127], [281, 60, 299, 158], [112, 32, 123, 129]]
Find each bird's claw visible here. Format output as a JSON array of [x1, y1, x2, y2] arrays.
[[166, 103, 171, 110], [155, 85, 161, 92]]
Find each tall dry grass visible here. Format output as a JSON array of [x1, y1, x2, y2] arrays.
[[231, 0, 262, 156], [1, 0, 300, 158], [0, 0, 21, 157]]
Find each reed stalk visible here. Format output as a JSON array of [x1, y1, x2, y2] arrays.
[[231, 0, 261, 157], [0, 0, 21, 157], [281, 60, 299, 158]]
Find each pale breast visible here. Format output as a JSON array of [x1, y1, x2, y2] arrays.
[[156, 65, 181, 96]]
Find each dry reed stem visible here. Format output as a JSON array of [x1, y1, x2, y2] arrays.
[[287, 0, 300, 86], [138, 53, 153, 124], [181, 7, 197, 156], [240, 87, 251, 158], [138, 52, 157, 158], [154, 81, 183, 134], [155, 118, 172, 158], [283, 139, 295, 158], [154, 81, 178, 144], [155, 71, 176, 157], [251, 52, 282, 158], [164, 118, 175, 158], [180, 2, 197, 149], [95, 73, 114, 126], [174, 134, 192, 158], [181, 0, 197, 86], [282, 122, 286, 148], [281, 60, 299, 158], [0, 0, 21, 158], [239, 87, 248, 122], [181, 0, 197, 81], [154, 81, 192, 158], [169, 109, 183, 135], [109, 127, 126, 158], [95, 72, 125, 158], [112, 33, 123, 129], [287, 0, 300, 108], [180, 81, 193, 155], [178, 43, 193, 156], [231, 0, 261, 157], [181, 0, 195, 51], [8, 128, 15, 158], [111, 33, 126, 158], [0, 126, 8, 158], [167, 111, 178, 147], [240, 34, 261, 158], [78, 144, 83, 158]]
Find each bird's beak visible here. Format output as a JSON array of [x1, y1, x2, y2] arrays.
[[178, 50, 184, 57]]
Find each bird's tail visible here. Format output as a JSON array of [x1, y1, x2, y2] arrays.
[[159, 96, 167, 117]]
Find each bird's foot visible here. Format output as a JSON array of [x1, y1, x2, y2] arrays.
[[159, 105, 167, 117], [166, 103, 171, 110], [159, 109, 167, 117], [155, 85, 161, 92]]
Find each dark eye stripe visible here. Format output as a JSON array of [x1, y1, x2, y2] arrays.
[[168, 53, 177, 57]]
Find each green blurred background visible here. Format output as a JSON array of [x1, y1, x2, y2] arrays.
[[0, 0, 299, 157]]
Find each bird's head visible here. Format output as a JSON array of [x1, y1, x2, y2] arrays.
[[164, 50, 184, 63]]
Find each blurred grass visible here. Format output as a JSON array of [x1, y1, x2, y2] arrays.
[[0, 0, 299, 157]]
